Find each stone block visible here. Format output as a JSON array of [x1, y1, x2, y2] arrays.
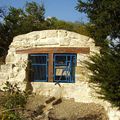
[[35, 38, 59, 46], [40, 30, 46, 39], [6, 53, 14, 63], [0, 64, 13, 72], [0, 72, 9, 80], [46, 30, 58, 38], [79, 34, 89, 41], [13, 34, 26, 42], [67, 31, 80, 39], [26, 33, 40, 41], [59, 38, 70, 46], [58, 30, 68, 37], [70, 39, 87, 47], [14, 54, 28, 65]]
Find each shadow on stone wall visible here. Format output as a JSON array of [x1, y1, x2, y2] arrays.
[[24, 60, 33, 94]]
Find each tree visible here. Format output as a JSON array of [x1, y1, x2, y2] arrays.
[[25, 1, 45, 21], [0, 7, 7, 48], [46, 17, 90, 36], [0, 2, 46, 51], [76, 0, 120, 47], [76, 0, 120, 108]]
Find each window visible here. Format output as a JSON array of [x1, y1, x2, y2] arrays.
[[29, 53, 76, 83], [29, 54, 48, 82], [17, 47, 89, 83], [54, 54, 76, 83]]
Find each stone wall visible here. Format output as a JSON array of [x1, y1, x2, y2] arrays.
[[5, 30, 99, 83], [0, 30, 120, 120]]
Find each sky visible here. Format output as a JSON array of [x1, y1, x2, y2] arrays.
[[0, 0, 89, 23]]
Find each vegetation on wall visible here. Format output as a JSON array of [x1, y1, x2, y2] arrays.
[[76, 0, 120, 108]]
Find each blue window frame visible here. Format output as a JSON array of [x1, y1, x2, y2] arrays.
[[29, 54, 48, 82], [54, 54, 76, 83]]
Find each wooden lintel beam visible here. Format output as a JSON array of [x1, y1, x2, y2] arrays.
[[16, 47, 90, 54]]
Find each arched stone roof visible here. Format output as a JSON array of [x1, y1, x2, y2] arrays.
[[10, 30, 95, 49]]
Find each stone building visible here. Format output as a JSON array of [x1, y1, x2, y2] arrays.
[[0, 30, 120, 120]]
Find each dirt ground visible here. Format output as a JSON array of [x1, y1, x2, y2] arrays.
[[25, 94, 108, 120], [0, 91, 108, 120]]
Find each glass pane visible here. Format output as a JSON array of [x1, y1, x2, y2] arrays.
[[55, 56, 66, 65], [30, 55, 47, 64], [31, 65, 46, 81], [54, 54, 76, 83], [67, 56, 70, 61], [29, 54, 48, 82], [72, 56, 76, 65]]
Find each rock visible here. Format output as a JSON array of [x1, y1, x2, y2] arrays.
[[52, 98, 62, 106], [45, 97, 56, 104]]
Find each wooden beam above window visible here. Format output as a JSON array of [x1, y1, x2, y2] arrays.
[[16, 47, 90, 54]]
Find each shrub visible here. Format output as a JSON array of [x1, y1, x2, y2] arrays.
[[86, 49, 120, 109], [1, 81, 28, 120]]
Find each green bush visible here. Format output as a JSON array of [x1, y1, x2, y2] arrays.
[[1, 81, 28, 120], [86, 49, 120, 109]]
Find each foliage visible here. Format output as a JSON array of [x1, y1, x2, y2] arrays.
[[76, 0, 120, 47], [86, 49, 120, 108], [46, 17, 90, 36], [1, 81, 28, 120], [25, 1, 45, 21], [0, 2, 46, 51], [76, 0, 120, 108]]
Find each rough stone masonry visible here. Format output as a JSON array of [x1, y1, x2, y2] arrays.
[[0, 30, 120, 120]]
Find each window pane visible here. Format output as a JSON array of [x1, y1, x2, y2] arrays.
[[29, 54, 48, 82], [54, 54, 76, 83], [30, 55, 47, 64], [31, 65, 46, 81], [55, 56, 66, 65]]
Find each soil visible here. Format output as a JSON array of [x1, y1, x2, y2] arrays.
[[25, 94, 108, 120], [0, 92, 108, 120]]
